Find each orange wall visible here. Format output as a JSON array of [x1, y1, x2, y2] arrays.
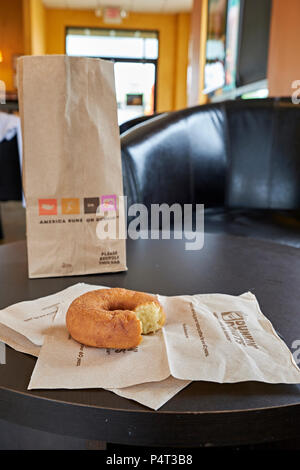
[[23, 0, 46, 55], [268, 0, 300, 96], [30, 0, 46, 55], [45, 8, 190, 112], [174, 13, 191, 110], [0, 0, 24, 91]]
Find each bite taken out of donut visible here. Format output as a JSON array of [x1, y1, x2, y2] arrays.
[[66, 288, 165, 349]]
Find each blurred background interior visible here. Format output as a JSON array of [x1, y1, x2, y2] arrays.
[[0, 0, 299, 245]]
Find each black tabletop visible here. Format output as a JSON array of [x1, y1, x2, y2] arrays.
[[0, 234, 300, 447]]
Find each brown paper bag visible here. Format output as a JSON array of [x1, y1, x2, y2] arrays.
[[18, 55, 127, 278]]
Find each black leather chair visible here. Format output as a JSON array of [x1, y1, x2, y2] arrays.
[[121, 98, 300, 248], [119, 113, 164, 135]]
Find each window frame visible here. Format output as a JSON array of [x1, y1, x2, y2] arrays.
[[65, 26, 160, 112]]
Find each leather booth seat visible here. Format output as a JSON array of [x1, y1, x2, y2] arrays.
[[121, 99, 300, 248]]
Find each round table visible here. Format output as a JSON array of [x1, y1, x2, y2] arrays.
[[0, 234, 300, 447]]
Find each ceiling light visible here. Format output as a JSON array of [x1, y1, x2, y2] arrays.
[[120, 8, 128, 18]]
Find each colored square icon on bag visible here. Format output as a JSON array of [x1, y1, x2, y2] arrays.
[[61, 198, 80, 215], [101, 194, 117, 212], [84, 197, 100, 214], [39, 199, 57, 216]]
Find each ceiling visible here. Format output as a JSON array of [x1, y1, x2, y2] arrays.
[[43, 0, 193, 13]]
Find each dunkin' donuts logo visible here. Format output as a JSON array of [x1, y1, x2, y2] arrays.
[[219, 311, 259, 349], [221, 311, 244, 322], [38, 195, 117, 216]]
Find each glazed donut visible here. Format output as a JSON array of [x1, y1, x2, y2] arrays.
[[66, 288, 165, 349]]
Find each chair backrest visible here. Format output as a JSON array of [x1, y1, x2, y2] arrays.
[[226, 99, 300, 210], [121, 98, 300, 210], [121, 106, 227, 209], [119, 113, 163, 135]]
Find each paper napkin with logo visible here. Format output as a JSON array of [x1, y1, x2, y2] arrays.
[[27, 286, 300, 393], [159, 292, 300, 383]]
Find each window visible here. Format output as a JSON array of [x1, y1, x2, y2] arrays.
[[66, 28, 159, 125]]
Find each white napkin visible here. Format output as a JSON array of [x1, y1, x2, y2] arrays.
[[27, 285, 300, 392], [1, 283, 300, 410], [0, 283, 191, 410]]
